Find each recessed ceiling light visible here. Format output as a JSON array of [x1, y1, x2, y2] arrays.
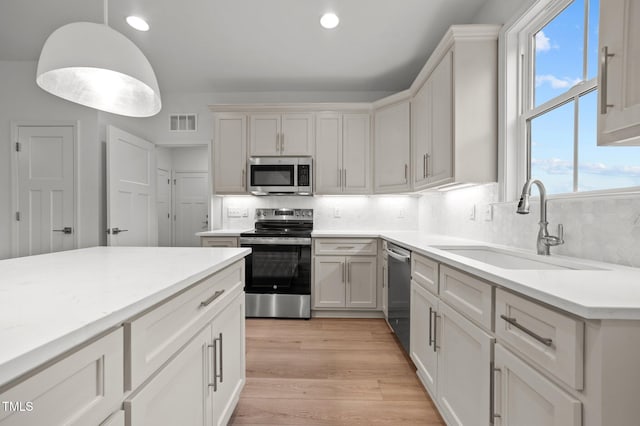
[[320, 13, 339, 29], [126, 16, 150, 32]]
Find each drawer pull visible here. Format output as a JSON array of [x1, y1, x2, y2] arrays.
[[336, 246, 355, 250], [500, 314, 553, 347], [200, 289, 225, 308]]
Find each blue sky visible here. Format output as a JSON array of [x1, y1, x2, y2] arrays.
[[530, 0, 640, 194]]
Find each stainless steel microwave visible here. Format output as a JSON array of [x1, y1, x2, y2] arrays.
[[247, 157, 313, 195]]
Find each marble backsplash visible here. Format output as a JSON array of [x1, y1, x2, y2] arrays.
[[218, 194, 420, 231], [419, 184, 640, 268]]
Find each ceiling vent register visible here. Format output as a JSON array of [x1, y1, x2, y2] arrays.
[[169, 114, 197, 132]]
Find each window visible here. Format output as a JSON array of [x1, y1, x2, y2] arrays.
[[511, 0, 640, 196]]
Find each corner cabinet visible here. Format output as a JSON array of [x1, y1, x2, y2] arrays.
[[313, 238, 378, 310], [315, 113, 371, 194], [249, 113, 314, 156], [598, 0, 640, 145], [213, 113, 247, 194], [411, 25, 499, 189], [373, 99, 411, 193]]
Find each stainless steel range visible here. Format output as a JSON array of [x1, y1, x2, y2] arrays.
[[239, 208, 313, 319]]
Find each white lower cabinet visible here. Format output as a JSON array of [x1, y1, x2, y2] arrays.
[[436, 301, 494, 426], [410, 281, 438, 396], [125, 288, 245, 426], [493, 343, 582, 426], [0, 329, 124, 426], [313, 255, 377, 309]]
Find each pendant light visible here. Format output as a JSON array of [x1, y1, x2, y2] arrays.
[[36, 0, 161, 117]]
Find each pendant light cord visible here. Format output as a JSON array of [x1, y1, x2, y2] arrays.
[[104, 0, 109, 26]]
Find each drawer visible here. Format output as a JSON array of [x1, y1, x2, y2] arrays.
[[0, 328, 123, 426], [495, 288, 584, 390], [439, 265, 493, 331], [125, 260, 243, 391], [201, 236, 238, 247], [411, 253, 438, 295], [314, 238, 377, 256]]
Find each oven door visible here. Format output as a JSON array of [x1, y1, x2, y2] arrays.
[[240, 237, 311, 295]]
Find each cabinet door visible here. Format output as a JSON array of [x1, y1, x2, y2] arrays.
[[374, 100, 411, 193], [249, 114, 281, 156], [281, 113, 314, 155], [411, 80, 431, 189], [493, 343, 582, 426], [346, 256, 377, 308], [598, 0, 640, 145], [342, 113, 371, 194], [201, 236, 239, 247], [125, 325, 212, 426], [214, 113, 247, 193], [315, 113, 343, 193], [428, 51, 453, 184], [436, 301, 494, 426], [313, 256, 346, 308], [212, 292, 246, 426], [410, 281, 438, 397]]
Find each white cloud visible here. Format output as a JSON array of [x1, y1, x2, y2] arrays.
[[531, 158, 572, 175], [533, 158, 640, 178], [535, 31, 552, 52], [535, 74, 582, 89]]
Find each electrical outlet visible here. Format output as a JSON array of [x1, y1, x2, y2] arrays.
[[333, 207, 341, 218], [483, 204, 493, 222], [227, 207, 243, 218], [469, 205, 476, 221]]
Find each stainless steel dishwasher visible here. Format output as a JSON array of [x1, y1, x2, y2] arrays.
[[386, 243, 411, 354]]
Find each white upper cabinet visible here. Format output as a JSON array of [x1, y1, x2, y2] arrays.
[[373, 99, 411, 193], [598, 0, 640, 145], [410, 25, 499, 189], [412, 52, 453, 190], [315, 112, 371, 194], [249, 113, 314, 156], [213, 113, 247, 194]]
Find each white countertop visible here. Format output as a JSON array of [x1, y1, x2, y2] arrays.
[[313, 229, 640, 320], [197, 229, 252, 237], [0, 246, 250, 387]]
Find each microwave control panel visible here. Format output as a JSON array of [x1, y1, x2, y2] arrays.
[[297, 164, 310, 186]]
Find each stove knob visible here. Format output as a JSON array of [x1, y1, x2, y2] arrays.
[[273, 284, 278, 290]]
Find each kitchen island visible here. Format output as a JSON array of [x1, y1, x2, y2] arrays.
[[0, 246, 249, 425]]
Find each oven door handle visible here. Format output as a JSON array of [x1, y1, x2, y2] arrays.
[[240, 237, 311, 246]]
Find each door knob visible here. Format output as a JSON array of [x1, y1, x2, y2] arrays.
[[52, 227, 73, 234], [107, 227, 129, 235]]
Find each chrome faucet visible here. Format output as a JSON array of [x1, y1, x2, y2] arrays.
[[516, 179, 564, 255]]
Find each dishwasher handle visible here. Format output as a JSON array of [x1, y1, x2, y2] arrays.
[[385, 248, 410, 262]]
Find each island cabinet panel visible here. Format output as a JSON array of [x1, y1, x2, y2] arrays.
[[125, 261, 243, 391], [201, 236, 239, 247], [0, 328, 124, 426]]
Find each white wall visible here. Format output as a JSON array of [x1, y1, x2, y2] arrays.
[[0, 60, 101, 259], [472, 0, 534, 24]]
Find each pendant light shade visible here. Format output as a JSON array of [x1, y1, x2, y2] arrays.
[[36, 22, 161, 117]]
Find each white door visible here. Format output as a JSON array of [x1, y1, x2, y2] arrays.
[[410, 281, 438, 397], [249, 114, 281, 155], [214, 113, 247, 193], [157, 168, 172, 247], [315, 113, 342, 193], [346, 256, 377, 308], [342, 113, 371, 194], [281, 113, 314, 155], [374, 101, 411, 193], [173, 171, 208, 247], [428, 51, 453, 185], [313, 256, 346, 308], [15, 125, 76, 257], [106, 126, 157, 246]]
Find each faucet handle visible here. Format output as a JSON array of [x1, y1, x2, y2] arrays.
[[556, 224, 564, 243]]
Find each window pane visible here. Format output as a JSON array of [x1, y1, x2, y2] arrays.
[[530, 101, 575, 194], [578, 91, 640, 191], [534, 0, 585, 107], [586, 0, 600, 80]]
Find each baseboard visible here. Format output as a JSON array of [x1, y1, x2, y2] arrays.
[[311, 310, 385, 319]]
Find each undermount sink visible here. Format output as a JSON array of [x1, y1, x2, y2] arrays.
[[432, 246, 603, 270]]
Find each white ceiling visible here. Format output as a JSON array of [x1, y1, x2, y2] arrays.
[[0, 0, 491, 94]]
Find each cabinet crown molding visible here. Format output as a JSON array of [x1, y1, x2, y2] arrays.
[[209, 103, 372, 113]]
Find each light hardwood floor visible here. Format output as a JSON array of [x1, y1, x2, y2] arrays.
[[229, 318, 445, 425]]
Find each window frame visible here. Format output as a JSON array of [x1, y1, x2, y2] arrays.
[[499, 0, 640, 201]]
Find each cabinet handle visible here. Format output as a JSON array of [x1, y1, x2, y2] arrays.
[[404, 164, 408, 183], [432, 312, 440, 352], [336, 246, 355, 250], [276, 135, 279, 153], [200, 289, 225, 308], [346, 261, 350, 283], [216, 332, 223, 384], [500, 314, 553, 347], [338, 169, 342, 187], [242, 169, 246, 189], [600, 46, 615, 114], [492, 367, 502, 422], [208, 340, 217, 391], [342, 262, 345, 283], [343, 169, 347, 188], [428, 307, 434, 347], [425, 153, 430, 178]]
